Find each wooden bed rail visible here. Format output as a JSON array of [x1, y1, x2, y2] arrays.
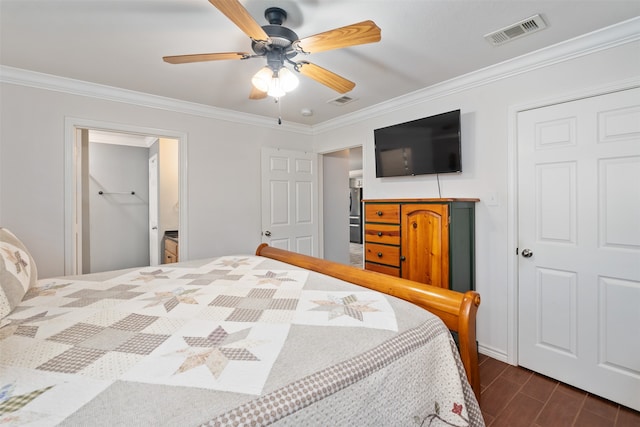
[[255, 244, 481, 402]]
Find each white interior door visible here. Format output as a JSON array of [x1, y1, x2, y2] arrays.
[[149, 154, 159, 266], [517, 87, 640, 411], [261, 147, 319, 256]]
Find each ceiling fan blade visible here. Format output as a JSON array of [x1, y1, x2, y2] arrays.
[[163, 52, 249, 64], [208, 0, 269, 41], [295, 20, 381, 54], [296, 62, 355, 94], [249, 86, 267, 100]]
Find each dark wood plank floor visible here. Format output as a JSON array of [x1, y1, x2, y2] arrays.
[[479, 354, 640, 426]]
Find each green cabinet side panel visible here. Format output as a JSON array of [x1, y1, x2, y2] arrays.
[[449, 202, 476, 293]]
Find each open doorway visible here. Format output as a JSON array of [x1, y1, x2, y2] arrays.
[[322, 146, 363, 267], [64, 118, 188, 276], [348, 147, 363, 268], [79, 130, 179, 274]]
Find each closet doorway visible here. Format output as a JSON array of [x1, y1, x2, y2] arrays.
[[321, 146, 363, 267], [64, 119, 188, 275]]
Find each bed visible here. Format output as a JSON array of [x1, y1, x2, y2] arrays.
[[1, 228, 483, 426]]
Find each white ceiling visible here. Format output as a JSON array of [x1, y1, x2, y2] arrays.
[[1, 0, 638, 126]]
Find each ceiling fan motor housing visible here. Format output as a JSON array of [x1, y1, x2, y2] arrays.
[[260, 25, 298, 48], [251, 8, 299, 68], [264, 7, 287, 25]]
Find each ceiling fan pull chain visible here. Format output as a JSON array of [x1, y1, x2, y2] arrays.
[[276, 97, 282, 125]]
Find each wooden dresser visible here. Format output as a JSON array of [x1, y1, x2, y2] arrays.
[[363, 198, 478, 293], [163, 232, 179, 264]]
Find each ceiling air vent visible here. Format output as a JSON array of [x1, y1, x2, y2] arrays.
[[328, 95, 356, 106], [484, 14, 547, 46]]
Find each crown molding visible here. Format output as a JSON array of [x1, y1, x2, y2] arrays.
[[0, 65, 313, 135], [1, 17, 637, 136], [312, 16, 640, 134]]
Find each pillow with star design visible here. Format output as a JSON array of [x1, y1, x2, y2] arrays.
[[0, 227, 38, 319]]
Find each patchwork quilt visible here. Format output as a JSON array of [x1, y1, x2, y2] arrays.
[[0, 255, 484, 426]]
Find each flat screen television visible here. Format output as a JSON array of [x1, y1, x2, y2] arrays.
[[374, 109, 461, 177]]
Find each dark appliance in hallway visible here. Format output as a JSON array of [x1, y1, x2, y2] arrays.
[[349, 186, 363, 243]]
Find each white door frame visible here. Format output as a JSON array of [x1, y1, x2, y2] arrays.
[[64, 117, 189, 275], [149, 153, 159, 266], [505, 77, 640, 365]]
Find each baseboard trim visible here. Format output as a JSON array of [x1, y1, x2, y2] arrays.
[[478, 344, 509, 364]]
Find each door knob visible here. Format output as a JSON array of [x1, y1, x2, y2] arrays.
[[521, 248, 533, 258], [264, 231, 272, 237]]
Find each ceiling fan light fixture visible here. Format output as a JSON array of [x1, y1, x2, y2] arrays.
[[252, 65, 299, 98], [278, 67, 299, 92], [251, 66, 273, 92], [267, 77, 286, 98]]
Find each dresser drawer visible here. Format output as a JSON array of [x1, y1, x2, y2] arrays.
[[364, 204, 400, 224], [163, 251, 178, 264], [365, 262, 400, 277], [365, 243, 400, 267], [364, 223, 400, 245], [165, 238, 178, 257]]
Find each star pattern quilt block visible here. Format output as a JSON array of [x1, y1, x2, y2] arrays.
[[0, 255, 405, 424]]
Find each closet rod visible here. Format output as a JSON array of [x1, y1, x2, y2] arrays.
[[98, 190, 135, 195]]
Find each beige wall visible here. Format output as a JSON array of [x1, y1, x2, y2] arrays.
[[313, 40, 640, 360], [0, 85, 313, 278]]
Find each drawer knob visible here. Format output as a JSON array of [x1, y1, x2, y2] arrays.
[[377, 231, 383, 237], [400, 256, 406, 261], [377, 252, 383, 257], [377, 211, 383, 216]]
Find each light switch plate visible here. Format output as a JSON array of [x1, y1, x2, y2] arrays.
[[486, 192, 499, 206]]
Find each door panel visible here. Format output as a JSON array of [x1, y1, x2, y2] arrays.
[[295, 180, 313, 224], [600, 157, 640, 248], [261, 148, 318, 256], [401, 204, 449, 287], [600, 277, 640, 374], [536, 162, 576, 243], [537, 268, 577, 355], [270, 180, 289, 226], [518, 87, 640, 411]]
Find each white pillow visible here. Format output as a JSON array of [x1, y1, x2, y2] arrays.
[[0, 228, 38, 319]]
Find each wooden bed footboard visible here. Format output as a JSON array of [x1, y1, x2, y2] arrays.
[[255, 244, 481, 402]]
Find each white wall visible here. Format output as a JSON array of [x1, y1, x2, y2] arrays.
[[0, 84, 313, 278], [322, 150, 350, 264], [313, 40, 640, 360], [88, 142, 150, 272]]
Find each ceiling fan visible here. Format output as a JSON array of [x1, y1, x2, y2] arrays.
[[163, 0, 381, 100]]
